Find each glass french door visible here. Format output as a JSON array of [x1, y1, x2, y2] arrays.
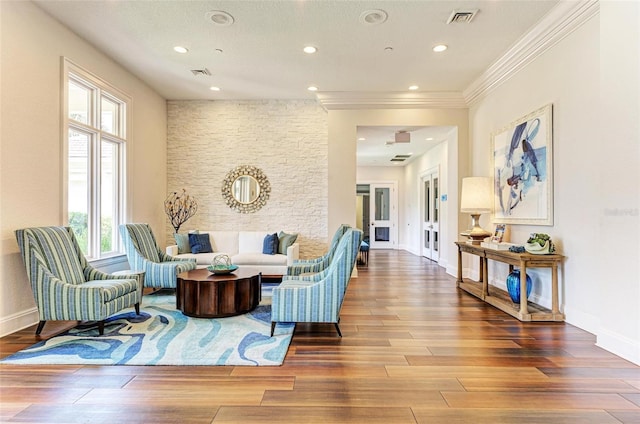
[[421, 171, 440, 261], [370, 183, 395, 249]]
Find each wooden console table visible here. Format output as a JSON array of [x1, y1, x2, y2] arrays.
[[455, 241, 565, 322]]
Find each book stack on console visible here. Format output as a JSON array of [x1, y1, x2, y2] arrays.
[[481, 241, 518, 251]]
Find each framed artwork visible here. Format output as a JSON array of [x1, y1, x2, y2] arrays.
[[492, 104, 553, 225]]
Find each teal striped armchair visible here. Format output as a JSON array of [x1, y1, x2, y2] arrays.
[[271, 228, 362, 337], [120, 223, 196, 289], [286, 224, 350, 277], [15, 226, 143, 335]]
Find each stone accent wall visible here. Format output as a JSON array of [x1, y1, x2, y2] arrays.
[[167, 100, 328, 258]]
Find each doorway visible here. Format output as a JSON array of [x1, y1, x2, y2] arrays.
[[421, 168, 440, 261], [356, 182, 397, 249]]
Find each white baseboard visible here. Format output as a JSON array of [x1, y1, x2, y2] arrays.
[[596, 329, 640, 366], [0, 307, 38, 338]]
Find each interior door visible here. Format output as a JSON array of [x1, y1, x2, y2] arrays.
[[421, 171, 440, 261], [369, 183, 395, 249]]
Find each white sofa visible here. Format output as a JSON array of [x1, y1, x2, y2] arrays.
[[166, 231, 299, 277]]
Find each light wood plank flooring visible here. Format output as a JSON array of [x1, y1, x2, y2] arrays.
[[1, 249, 639, 423]]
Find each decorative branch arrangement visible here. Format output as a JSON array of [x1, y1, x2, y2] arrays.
[[164, 189, 198, 233]]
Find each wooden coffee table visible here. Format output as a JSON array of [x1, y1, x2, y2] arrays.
[[176, 268, 261, 318]]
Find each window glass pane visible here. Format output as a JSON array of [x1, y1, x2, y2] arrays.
[[68, 129, 89, 254], [101, 141, 118, 254], [374, 188, 390, 220], [101, 96, 119, 136], [425, 181, 430, 221], [433, 177, 439, 223], [69, 80, 90, 124]]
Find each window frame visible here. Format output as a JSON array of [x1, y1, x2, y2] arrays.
[[62, 58, 131, 260]]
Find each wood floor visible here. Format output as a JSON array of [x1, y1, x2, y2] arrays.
[[1, 249, 639, 423]]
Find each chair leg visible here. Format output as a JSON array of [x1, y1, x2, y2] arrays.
[[135, 303, 140, 315], [98, 321, 105, 336], [334, 322, 342, 337], [270, 322, 276, 337], [35, 320, 46, 335]]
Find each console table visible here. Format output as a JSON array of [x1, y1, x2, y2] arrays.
[[455, 241, 565, 322]]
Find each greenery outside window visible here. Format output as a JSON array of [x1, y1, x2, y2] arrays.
[[64, 59, 130, 259]]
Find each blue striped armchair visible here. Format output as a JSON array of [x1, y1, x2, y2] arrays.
[[119, 223, 196, 289], [286, 224, 350, 277], [271, 228, 363, 337], [15, 226, 143, 335]]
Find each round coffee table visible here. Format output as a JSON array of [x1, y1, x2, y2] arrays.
[[176, 268, 261, 318]]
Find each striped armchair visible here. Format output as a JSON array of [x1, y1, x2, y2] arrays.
[[119, 223, 196, 289], [271, 228, 363, 337], [286, 224, 350, 277], [15, 226, 143, 335]]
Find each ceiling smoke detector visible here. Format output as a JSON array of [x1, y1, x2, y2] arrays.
[[206, 10, 235, 26], [190, 68, 212, 76], [359, 9, 388, 25], [446, 9, 478, 24]]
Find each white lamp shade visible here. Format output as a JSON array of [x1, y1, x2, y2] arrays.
[[460, 177, 492, 213]]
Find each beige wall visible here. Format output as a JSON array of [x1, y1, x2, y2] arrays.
[[0, 1, 168, 336], [166, 100, 328, 258], [468, 6, 639, 364]]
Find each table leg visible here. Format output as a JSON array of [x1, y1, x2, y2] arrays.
[[456, 248, 463, 286], [551, 263, 559, 316], [519, 260, 529, 316], [482, 257, 489, 298]]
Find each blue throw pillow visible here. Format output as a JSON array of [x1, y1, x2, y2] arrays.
[[262, 233, 279, 255], [188, 233, 212, 254], [174, 233, 191, 254]]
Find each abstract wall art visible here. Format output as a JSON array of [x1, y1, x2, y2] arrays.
[[492, 104, 553, 225]]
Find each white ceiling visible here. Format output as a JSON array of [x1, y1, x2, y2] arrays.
[[34, 0, 559, 166]]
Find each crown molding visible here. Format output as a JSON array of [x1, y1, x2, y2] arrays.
[[463, 0, 600, 106], [315, 91, 467, 110]]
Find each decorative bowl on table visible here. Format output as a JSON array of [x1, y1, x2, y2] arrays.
[[207, 264, 238, 275], [207, 254, 238, 274], [524, 233, 555, 255]]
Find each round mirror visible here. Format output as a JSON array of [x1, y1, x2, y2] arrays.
[[232, 175, 260, 204], [221, 165, 271, 213]]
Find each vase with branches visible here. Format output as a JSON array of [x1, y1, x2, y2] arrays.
[[164, 189, 198, 233]]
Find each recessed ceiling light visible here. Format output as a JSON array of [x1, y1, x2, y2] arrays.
[[307, 86, 318, 91], [303, 46, 317, 54], [358, 137, 366, 141], [426, 137, 434, 141], [210, 86, 221, 91], [409, 85, 419, 90], [173, 46, 188, 54], [433, 44, 448, 52], [205, 10, 234, 26]]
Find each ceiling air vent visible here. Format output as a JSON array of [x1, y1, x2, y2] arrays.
[[390, 154, 412, 162], [446, 9, 478, 24], [190, 68, 212, 77]]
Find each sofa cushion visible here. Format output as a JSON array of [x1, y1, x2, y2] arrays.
[[189, 233, 212, 254], [262, 233, 278, 255], [232, 253, 287, 266], [174, 233, 191, 254], [208, 231, 239, 255], [239, 231, 269, 253], [278, 231, 298, 255]]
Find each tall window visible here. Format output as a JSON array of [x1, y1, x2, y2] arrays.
[[64, 60, 129, 259]]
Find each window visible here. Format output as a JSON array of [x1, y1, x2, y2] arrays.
[[64, 59, 129, 259]]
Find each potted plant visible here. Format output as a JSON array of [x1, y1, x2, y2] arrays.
[[525, 233, 555, 254]]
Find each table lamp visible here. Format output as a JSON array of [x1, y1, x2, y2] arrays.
[[460, 176, 492, 244]]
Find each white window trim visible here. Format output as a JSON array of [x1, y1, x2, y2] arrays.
[[61, 57, 132, 261]]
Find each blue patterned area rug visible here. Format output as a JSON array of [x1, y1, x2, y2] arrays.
[[1, 291, 294, 366]]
